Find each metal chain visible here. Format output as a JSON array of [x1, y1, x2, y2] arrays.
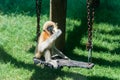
[[36, 0, 42, 41], [86, 0, 95, 63]]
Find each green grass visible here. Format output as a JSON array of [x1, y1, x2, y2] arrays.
[[0, 0, 120, 80]]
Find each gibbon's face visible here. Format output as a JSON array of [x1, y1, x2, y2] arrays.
[[47, 25, 58, 34], [43, 21, 58, 35], [47, 25, 54, 34]]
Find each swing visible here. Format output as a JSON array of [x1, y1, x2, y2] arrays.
[[33, 0, 96, 69]]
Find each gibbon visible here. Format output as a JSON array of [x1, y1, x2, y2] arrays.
[[35, 21, 69, 68]]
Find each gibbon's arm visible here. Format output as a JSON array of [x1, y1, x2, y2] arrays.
[[38, 29, 62, 52], [52, 47, 70, 59]]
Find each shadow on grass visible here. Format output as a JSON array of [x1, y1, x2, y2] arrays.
[[95, 6, 120, 26], [93, 45, 120, 55], [28, 45, 36, 54], [65, 2, 120, 69], [0, 45, 117, 80], [0, 46, 116, 80], [66, 6, 120, 54], [88, 76, 114, 80], [30, 69, 87, 80], [79, 44, 120, 55], [0, 0, 49, 16], [66, 52, 120, 68], [0, 46, 87, 80], [65, 0, 120, 56], [0, 0, 35, 15], [97, 29, 120, 36], [65, 10, 88, 54], [0, 46, 34, 70]]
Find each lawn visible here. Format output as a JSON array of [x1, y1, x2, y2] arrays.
[[0, 0, 120, 80]]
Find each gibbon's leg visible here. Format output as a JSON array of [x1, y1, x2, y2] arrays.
[[44, 49, 51, 62], [35, 44, 42, 59], [51, 45, 56, 56], [53, 47, 70, 60], [44, 49, 58, 68]]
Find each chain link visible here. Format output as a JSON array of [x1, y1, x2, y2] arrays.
[[36, 0, 42, 41], [86, 0, 96, 63]]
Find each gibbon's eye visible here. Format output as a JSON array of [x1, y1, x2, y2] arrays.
[[47, 26, 54, 34]]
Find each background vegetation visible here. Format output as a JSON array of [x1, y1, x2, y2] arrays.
[[0, 0, 120, 80]]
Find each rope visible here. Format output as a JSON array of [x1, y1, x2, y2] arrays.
[[36, 0, 42, 41]]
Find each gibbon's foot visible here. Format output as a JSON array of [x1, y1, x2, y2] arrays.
[[33, 57, 45, 65], [33, 57, 39, 64], [64, 56, 71, 60], [47, 60, 58, 69]]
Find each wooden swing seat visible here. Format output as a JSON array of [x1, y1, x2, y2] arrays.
[[33, 55, 94, 69]]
